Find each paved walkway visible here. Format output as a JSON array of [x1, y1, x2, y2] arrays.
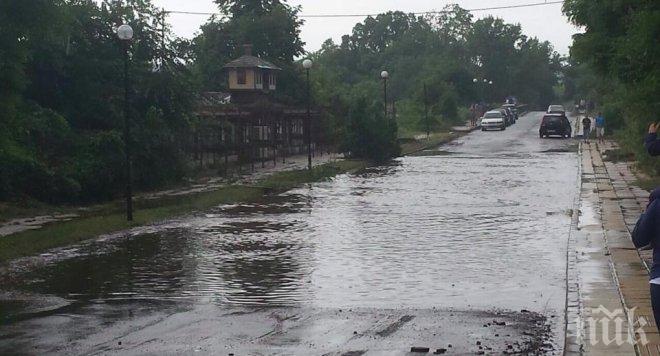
[[0, 152, 342, 238], [570, 140, 660, 355]]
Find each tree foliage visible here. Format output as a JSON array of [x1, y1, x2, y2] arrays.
[[563, 0, 660, 173], [1, 1, 566, 202], [0, 0, 195, 203], [311, 6, 561, 141]]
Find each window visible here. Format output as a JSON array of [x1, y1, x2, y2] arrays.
[[269, 74, 276, 86], [237, 68, 246, 85], [255, 70, 262, 85]]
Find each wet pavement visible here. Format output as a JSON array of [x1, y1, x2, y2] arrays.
[[0, 112, 580, 355]]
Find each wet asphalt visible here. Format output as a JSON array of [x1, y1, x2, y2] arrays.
[[0, 111, 580, 355]]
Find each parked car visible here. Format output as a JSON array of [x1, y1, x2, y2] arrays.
[[501, 107, 515, 125], [502, 104, 519, 120], [481, 110, 507, 131], [547, 104, 566, 115], [539, 114, 571, 138]]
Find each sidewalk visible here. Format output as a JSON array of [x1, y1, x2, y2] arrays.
[[570, 140, 660, 355], [451, 120, 481, 133]]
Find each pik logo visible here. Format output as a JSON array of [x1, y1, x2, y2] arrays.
[[585, 306, 649, 346]]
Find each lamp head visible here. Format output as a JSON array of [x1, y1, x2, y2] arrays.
[[302, 59, 313, 70], [117, 24, 134, 41], [381, 70, 389, 79]]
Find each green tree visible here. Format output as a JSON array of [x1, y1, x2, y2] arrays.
[[1, 0, 195, 203], [563, 0, 660, 173]]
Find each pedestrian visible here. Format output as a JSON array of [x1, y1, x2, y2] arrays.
[[595, 112, 605, 144], [581, 116, 591, 143], [632, 188, 660, 332], [646, 122, 660, 156]]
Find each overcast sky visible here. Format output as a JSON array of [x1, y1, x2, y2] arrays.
[[152, 0, 579, 55]]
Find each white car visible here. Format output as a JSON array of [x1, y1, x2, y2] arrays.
[[480, 110, 506, 131]]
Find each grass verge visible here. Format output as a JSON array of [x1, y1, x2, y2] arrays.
[[634, 177, 660, 192], [0, 159, 368, 263], [400, 131, 457, 155]]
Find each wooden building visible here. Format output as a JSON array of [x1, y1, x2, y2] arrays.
[[191, 45, 320, 173]]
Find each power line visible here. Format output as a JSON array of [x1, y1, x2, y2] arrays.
[[165, 1, 565, 18]]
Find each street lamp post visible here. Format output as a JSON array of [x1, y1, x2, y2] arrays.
[[118, 24, 134, 222], [473, 78, 491, 103], [381, 70, 389, 119], [303, 59, 313, 171], [473, 78, 481, 103]]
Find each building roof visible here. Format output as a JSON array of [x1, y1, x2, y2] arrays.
[[223, 55, 281, 70]]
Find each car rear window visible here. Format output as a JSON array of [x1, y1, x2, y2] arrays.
[[484, 112, 502, 118]]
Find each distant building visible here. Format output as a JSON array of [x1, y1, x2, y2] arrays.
[[223, 44, 281, 104]]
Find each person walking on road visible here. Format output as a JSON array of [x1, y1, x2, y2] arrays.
[[632, 188, 660, 332], [595, 112, 605, 144], [581, 116, 591, 143]]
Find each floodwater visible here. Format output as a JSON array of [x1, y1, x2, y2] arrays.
[[0, 112, 579, 355]]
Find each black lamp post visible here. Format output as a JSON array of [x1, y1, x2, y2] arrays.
[[473, 78, 481, 102], [118, 24, 134, 221], [303, 59, 313, 171], [381, 70, 389, 119]]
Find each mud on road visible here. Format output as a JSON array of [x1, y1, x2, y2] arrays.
[[1, 301, 554, 355]]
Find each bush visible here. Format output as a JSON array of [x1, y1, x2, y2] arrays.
[[69, 131, 125, 202], [0, 145, 80, 203], [341, 93, 400, 162]]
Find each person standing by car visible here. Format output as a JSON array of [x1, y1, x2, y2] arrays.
[[595, 112, 606, 143], [632, 188, 660, 332], [582, 116, 592, 143]]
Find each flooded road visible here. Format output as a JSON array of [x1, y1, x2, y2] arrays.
[[0, 112, 579, 355]]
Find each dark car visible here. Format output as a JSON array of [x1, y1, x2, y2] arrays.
[[540, 114, 571, 138], [503, 104, 519, 121], [500, 108, 514, 126]]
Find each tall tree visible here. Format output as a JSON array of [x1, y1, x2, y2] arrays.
[[563, 0, 660, 173], [1, 0, 196, 203]]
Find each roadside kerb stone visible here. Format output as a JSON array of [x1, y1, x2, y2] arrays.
[[578, 141, 660, 355]]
